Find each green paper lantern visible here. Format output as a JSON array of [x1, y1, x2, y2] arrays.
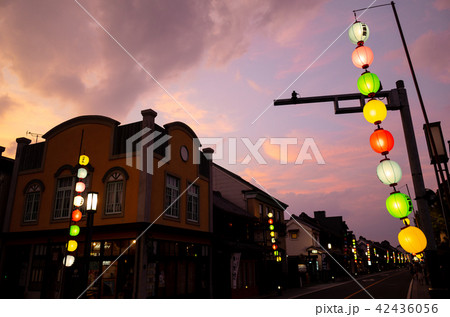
[[357, 72, 380, 97], [386, 192, 412, 218], [269, 225, 275, 231], [349, 21, 370, 45], [69, 225, 80, 236]]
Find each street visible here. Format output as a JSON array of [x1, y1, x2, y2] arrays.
[[291, 269, 412, 299]]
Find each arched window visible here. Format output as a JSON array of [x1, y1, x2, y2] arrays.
[[23, 180, 44, 222], [103, 168, 128, 216]]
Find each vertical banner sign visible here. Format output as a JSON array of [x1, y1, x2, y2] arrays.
[[230, 253, 241, 289]]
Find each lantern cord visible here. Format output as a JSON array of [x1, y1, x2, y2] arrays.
[[353, 11, 357, 21], [78, 129, 84, 158]]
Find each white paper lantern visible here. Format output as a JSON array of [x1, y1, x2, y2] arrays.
[[348, 21, 370, 45], [377, 159, 402, 186], [73, 195, 84, 207], [75, 181, 86, 193], [77, 168, 88, 179], [63, 255, 75, 267]]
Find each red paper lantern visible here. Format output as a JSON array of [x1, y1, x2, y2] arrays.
[[352, 45, 374, 69], [72, 209, 82, 222], [370, 128, 394, 154], [272, 244, 278, 250], [268, 219, 274, 225]]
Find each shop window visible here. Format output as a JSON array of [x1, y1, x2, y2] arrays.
[[187, 184, 199, 222], [23, 181, 43, 223], [165, 175, 180, 218], [28, 244, 47, 291]]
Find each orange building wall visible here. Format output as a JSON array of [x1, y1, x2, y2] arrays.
[[9, 123, 141, 232], [150, 127, 210, 233]]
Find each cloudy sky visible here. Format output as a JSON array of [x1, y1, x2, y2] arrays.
[[1, 0, 449, 247]]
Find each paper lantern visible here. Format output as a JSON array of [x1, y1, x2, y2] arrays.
[[67, 240, 78, 252], [73, 195, 84, 207], [357, 72, 380, 97], [348, 21, 370, 45], [75, 181, 86, 193], [370, 128, 394, 154], [268, 212, 274, 218], [386, 192, 412, 218], [269, 225, 274, 231], [272, 244, 278, 250], [363, 99, 387, 124], [352, 45, 374, 69], [63, 255, 75, 267], [77, 168, 88, 179], [377, 159, 402, 186], [79, 155, 89, 166], [271, 238, 276, 243], [270, 231, 275, 237], [398, 226, 427, 254], [69, 225, 80, 236], [72, 209, 82, 222], [268, 219, 274, 225]]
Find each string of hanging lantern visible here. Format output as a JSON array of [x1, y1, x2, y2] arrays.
[[348, 21, 427, 257], [62, 154, 90, 267]]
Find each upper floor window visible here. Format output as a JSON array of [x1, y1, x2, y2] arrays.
[[165, 175, 180, 218], [23, 181, 43, 222], [53, 176, 74, 219], [187, 184, 199, 222], [259, 204, 263, 220], [105, 172, 125, 215]]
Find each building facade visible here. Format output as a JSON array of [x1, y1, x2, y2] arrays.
[[0, 109, 213, 298]]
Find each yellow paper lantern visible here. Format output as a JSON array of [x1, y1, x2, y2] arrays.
[[398, 226, 427, 254], [363, 99, 387, 124], [67, 240, 78, 252], [79, 155, 89, 166]]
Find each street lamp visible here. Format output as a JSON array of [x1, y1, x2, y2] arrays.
[[86, 192, 98, 211], [83, 192, 98, 297]]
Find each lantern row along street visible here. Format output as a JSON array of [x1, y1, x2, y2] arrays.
[[63, 155, 90, 267], [268, 212, 281, 262], [348, 21, 427, 255]]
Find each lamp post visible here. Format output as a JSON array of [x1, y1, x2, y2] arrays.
[[274, 80, 441, 292], [83, 192, 98, 297]]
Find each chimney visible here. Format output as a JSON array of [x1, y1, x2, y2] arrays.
[[314, 210, 326, 219]]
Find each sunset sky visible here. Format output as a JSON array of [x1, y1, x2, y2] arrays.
[[1, 0, 449, 247]]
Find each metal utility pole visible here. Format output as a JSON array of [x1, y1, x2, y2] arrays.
[[274, 80, 441, 290]]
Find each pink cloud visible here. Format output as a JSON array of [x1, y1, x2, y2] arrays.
[[410, 28, 450, 83], [434, 0, 450, 10]]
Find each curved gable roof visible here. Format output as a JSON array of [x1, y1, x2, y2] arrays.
[[43, 115, 120, 140], [163, 121, 199, 140]]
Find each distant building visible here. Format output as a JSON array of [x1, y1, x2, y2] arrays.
[[212, 163, 288, 298], [285, 212, 321, 286], [0, 147, 14, 232], [313, 210, 349, 280]]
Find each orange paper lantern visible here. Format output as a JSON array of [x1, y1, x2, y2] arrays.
[[370, 128, 394, 154]]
